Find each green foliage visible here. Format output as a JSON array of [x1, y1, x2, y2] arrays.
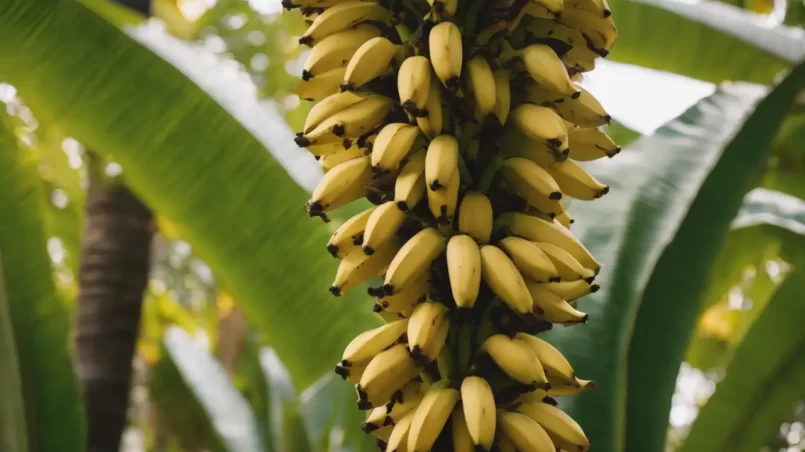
[[0, 254, 27, 452]]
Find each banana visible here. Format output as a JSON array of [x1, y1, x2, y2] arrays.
[[458, 191, 494, 244], [517, 388, 549, 405], [298, 95, 394, 146], [532, 242, 593, 281], [416, 75, 444, 140], [282, 0, 348, 9], [386, 410, 416, 451], [498, 236, 560, 282], [364, 380, 425, 429], [327, 205, 376, 258], [427, 169, 460, 225], [481, 334, 548, 387], [372, 424, 394, 442], [556, 210, 574, 228], [342, 318, 410, 366], [479, 245, 533, 314], [514, 333, 575, 384], [495, 212, 600, 271], [398, 56, 432, 117], [371, 123, 422, 173], [427, 0, 459, 16], [503, 130, 568, 168], [334, 360, 369, 384], [523, 1, 559, 19], [567, 127, 621, 161], [302, 25, 382, 80], [426, 135, 459, 191], [296, 66, 347, 101], [342, 37, 401, 91], [493, 69, 512, 125], [305, 141, 354, 158], [497, 410, 556, 452], [548, 378, 597, 396], [384, 228, 447, 294], [463, 55, 497, 123], [497, 435, 518, 452], [363, 201, 407, 255], [543, 159, 609, 200], [500, 156, 563, 203], [298, 1, 391, 46], [407, 301, 450, 363], [452, 405, 475, 452], [523, 82, 610, 128], [358, 343, 420, 409], [526, 280, 589, 324], [307, 156, 372, 217], [407, 381, 461, 452], [429, 21, 463, 89], [394, 149, 428, 212], [528, 0, 564, 17], [516, 402, 590, 452], [303, 91, 368, 134], [507, 104, 569, 151], [559, 8, 617, 50], [518, 44, 580, 97], [331, 241, 399, 296], [447, 235, 482, 309], [320, 145, 366, 172], [460, 376, 496, 450], [542, 279, 598, 300], [523, 20, 603, 70], [568, 0, 611, 16], [374, 271, 430, 314]]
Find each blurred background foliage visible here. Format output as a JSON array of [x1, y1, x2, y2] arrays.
[[0, 0, 804, 451]]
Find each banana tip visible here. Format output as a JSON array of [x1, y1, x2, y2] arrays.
[[603, 9, 612, 17], [357, 399, 373, 410], [581, 313, 590, 323], [590, 283, 601, 293], [583, 276, 595, 284], [298, 35, 312, 46], [543, 395, 559, 406], [294, 135, 311, 147], [326, 245, 339, 258], [329, 285, 342, 296], [363, 246, 376, 255], [340, 81, 354, 92], [549, 191, 563, 200], [570, 90, 582, 100], [301, 70, 313, 81], [334, 365, 348, 379], [396, 201, 410, 212]]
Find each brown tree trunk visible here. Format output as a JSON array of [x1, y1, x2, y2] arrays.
[[74, 179, 154, 452]]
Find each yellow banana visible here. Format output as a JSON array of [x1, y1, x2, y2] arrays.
[[508, 104, 569, 151], [342, 318, 410, 366], [374, 271, 430, 314], [296, 66, 347, 101], [523, 19, 603, 71], [458, 191, 494, 244], [416, 75, 445, 139], [523, 1, 559, 19], [407, 381, 461, 452], [363, 201, 407, 255], [524, 82, 610, 128], [568, 0, 612, 17], [334, 360, 369, 384], [327, 205, 376, 258], [394, 149, 428, 212], [497, 410, 556, 452], [447, 235, 482, 309], [518, 44, 580, 97], [427, 169, 460, 225], [528, 0, 564, 17], [305, 141, 354, 158], [463, 55, 497, 123], [543, 159, 609, 200], [307, 156, 372, 217], [500, 156, 564, 203], [298, 1, 391, 46], [517, 388, 549, 405], [493, 69, 512, 125], [384, 228, 447, 294], [363, 380, 425, 429], [460, 376, 497, 450], [497, 434, 518, 452], [407, 301, 450, 363], [358, 343, 420, 409], [516, 402, 590, 452], [372, 424, 394, 442], [331, 241, 399, 296], [386, 409, 416, 452], [568, 127, 621, 161], [302, 24, 382, 80], [299, 95, 394, 145], [452, 405, 475, 452], [533, 242, 593, 281], [514, 333, 575, 384], [542, 279, 598, 300], [398, 56, 432, 117], [479, 245, 533, 314], [498, 236, 560, 282], [303, 91, 368, 134], [342, 36, 401, 91], [426, 135, 459, 190], [548, 378, 597, 396], [320, 146, 366, 172], [371, 123, 422, 173], [556, 210, 574, 228], [526, 280, 589, 324], [559, 8, 617, 50], [429, 21, 463, 89], [503, 129, 569, 167], [481, 334, 548, 387]]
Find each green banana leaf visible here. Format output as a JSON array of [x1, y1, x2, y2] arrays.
[[625, 62, 805, 452], [0, 0, 381, 388], [608, 0, 803, 83], [761, 109, 805, 200], [0, 114, 85, 451], [679, 258, 805, 452], [151, 326, 266, 452], [259, 348, 314, 452], [0, 255, 27, 452]]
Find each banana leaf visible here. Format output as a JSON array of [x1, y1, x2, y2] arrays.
[[0, 0, 381, 389], [0, 114, 85, 451], [259, 348, 314, 452], [0, 255, 27, 452]]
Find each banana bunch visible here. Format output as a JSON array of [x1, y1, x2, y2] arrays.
[[284, 0, 622, 448]]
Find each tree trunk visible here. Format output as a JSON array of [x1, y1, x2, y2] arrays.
[[74, 179, 154, 452]]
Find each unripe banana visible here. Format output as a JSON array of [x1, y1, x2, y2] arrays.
[[426, 135, 459, 190], [296, 66, 347, 101], [308, 156, 372, 217], [394, 149, 428, 212], [298, 1, 391, 46], [493, 69, 512, 125], [342, 318, 410, 366], [363, 201, 407, 255], [500, 157, 563, 205], [514, 333, 575, 384], [481, 334, 548, 387], [498, 236, 560, 282], [320, 146, 366, 172], [543, 159, 609, 200], [452, 405, 475, 452], [542, 279, 598, 300], [427, 169, 460, 225], [327, 205, 376, 258], [436, 346, 455, 380], [458, 191, 494, 243], [374, 271, 430, 314], [358, 343, 420, 409], [526, 280, 589, 324], [463, 55, 497, 123], [341, 36, 400, 91], [568, 127, 621, 161], [398, 56, 432, 117], [559, 8, 618, 50], [384, 228, 447, 294], [364, 380, 425, 429], [332, 241, 399, 296], [533, 242, 594, 282], [303, 91, 368, 134], [429, 21, 463, 89], [386, 409, 416, 452], [517, 44, 580, 97], [416, 75, 445, 139], [516, 402, 590, 452], [407, 381, 460, 452], [302, 25, 382, 80], [299, 95, 394, 146], [479, 245, 533, 314], [497, 410, 556, 452], [460, 376, 497, 450], [447, 235, 482, 309], [407, 301, 450, 363], [508, 104, 569, 151], [371, 123, 422, 173]]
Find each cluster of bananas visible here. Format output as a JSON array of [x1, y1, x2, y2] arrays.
[[283, 0, 619, 449]]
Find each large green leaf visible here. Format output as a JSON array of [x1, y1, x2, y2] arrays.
[[0, 0, 381, 388], [624, 62, 805, 452], [0, 254, 27, 452], [259, 348, 314, 452], [609, 0, 803, 83], [0, 115, 85, 451]]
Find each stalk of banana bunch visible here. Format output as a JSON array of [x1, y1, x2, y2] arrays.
[[285, 0, 620, 448]]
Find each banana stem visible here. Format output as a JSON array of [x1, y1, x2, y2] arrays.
[[457, 324, 474, 378], [395, 24, 412, 43], [457, 153, 473, 186], [478, 155, 501, 193]]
